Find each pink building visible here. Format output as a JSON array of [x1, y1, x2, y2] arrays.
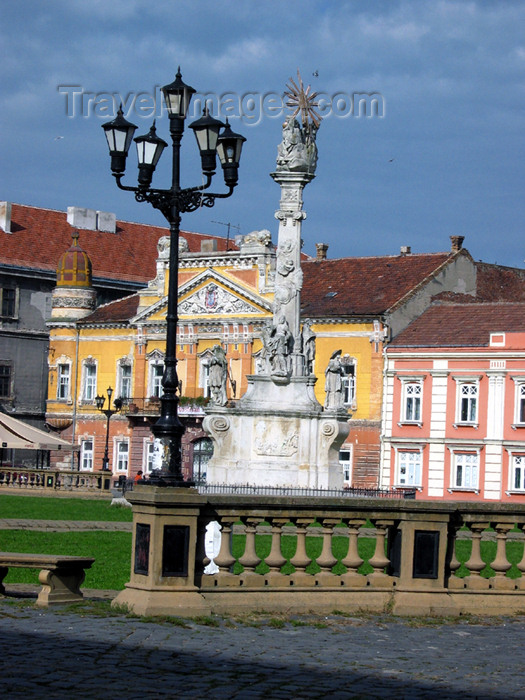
[[380, 302, 525, 501]]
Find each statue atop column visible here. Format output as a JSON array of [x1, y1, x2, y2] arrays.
[[324, 350, 344, 410], [269, 70, 322, 380], [208, 345, 228, 406]]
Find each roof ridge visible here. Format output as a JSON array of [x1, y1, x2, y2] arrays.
[[303, 251, 451, 263]]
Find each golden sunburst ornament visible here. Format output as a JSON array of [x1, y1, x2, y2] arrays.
[[284, 69, 322, 128]]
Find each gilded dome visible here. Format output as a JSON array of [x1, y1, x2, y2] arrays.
[[56, 231, 92, 287]]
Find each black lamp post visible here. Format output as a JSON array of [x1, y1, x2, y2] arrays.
[[95, 387, 123, 472], [102, 68, 245, 487]]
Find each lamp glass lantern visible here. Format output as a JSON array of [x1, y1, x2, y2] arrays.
[[102, 107, 138, 174], [161, 68, 196, 119], [217, 120, 246, 185], [134, 122, 168, 186], [188, 108, 225, 173]]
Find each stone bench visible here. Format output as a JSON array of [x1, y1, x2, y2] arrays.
[[0, 553, 95, 606]]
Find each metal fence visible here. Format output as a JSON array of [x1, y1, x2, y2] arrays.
[[195, 483, 416, 499]]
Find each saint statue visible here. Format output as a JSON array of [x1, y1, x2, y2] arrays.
[[208, 345, 228, 406], [324, 349, 344, 410]]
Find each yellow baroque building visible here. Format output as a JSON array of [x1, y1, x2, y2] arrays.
[[47, 228, 481, 487]]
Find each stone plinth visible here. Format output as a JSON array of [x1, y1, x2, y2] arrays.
[[204, 374, 349, 488]]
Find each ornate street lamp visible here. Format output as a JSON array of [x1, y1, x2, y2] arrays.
[[95, 387, 123, 472], [102, 68, 245, 486]]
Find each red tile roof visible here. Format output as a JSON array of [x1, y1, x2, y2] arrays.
[[79, 294, 140, 324], [1, 203, 234, 285], [475, 262, 525, 302], [389, 302, 525, 348], [301, 252, 452, 317]]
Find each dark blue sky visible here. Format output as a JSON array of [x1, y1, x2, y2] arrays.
[[2, 0, 524, 266]]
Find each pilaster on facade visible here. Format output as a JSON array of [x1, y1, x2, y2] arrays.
[[429, 372, 448, 439], [427, 443, 446, 497], [486, 371, 506, 440]]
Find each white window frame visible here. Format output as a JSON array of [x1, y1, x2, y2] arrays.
[[82, 360, 97, 402], [147, 351, 165, 399], [511, 454, 525, 492], [117, 360, 132, 400], [452, 376, 481, 426], [144, 439, 156, 474], [339, 447, 352, 485], [341, 356, 356, 408], [57, 362, 71, 401], [515, 382, 525, 426], [395, 449, 422, 487], [198, 351, 213, 398], [451, 451, 480, 491], [192, 437, 213, 483], [114, 439, 129, 474], [457, 383, 478, 424], [401, 380, 423, 424], [80, 438, 94, 471]]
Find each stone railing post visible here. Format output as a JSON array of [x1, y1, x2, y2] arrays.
[[368, 519, 394, 587], [194, 514, 211, 584], [490, 523, 514, 590], [517, 522, 525, 591], [341, 519, 365, 586], [265, 517, 288, 573], [315, 518, 339, 581], [213, 517, 237, 573], [446, 522, 463, 589], [290, 517, 313, 585], [238, 517, 263, 576], [464, 522, 490, 590]]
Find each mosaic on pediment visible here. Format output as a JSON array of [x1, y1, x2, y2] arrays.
[[178, 283, 264, 316]]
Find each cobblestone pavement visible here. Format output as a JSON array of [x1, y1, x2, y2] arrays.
[[1, 597, 524, 699]]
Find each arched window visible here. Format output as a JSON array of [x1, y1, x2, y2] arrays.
[[192, 438, 213, 483]]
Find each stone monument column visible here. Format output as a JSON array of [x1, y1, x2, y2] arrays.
[[204, 76, 349, 489], [269, 115, 318, 378], [271, 171, 313, 375]]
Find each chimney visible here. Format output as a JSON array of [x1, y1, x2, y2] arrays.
[[400, 245, 411, 255], [316, 243, 328, 261], [201, 239, 218, 253], [67, 206, 97, 230], [0, 201, 12, 233], [450, 235, 465, 253], [96, 211, 116, 233]]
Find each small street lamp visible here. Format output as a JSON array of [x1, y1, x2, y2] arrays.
[[95, 387, 123, 472], [102, 68, 245, 486]]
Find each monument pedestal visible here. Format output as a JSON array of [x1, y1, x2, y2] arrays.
[[204, 374, 349, 489]]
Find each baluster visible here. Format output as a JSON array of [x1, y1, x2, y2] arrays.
[[265, 517, 287, 573], [315, 518, 339, 581], [517, 523, 525, 590], [213, 517, 236, 573], [446, 522, 463, 589], [290, 517, 313, 585], [491, 522, 514, 590], [464, 522, 490, 590], [194, 516, 210, 583], [367, 519, 394, 587], [341, 519, 365, 586], [238, 517, 262, 574]]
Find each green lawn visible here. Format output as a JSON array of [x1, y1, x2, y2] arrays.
[[0, 495, 133, 522], [0, 530, 132, 590]]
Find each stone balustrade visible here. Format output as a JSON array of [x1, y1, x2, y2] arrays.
[[0, 467, 112, 492], [114, 487, 525, 618]]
